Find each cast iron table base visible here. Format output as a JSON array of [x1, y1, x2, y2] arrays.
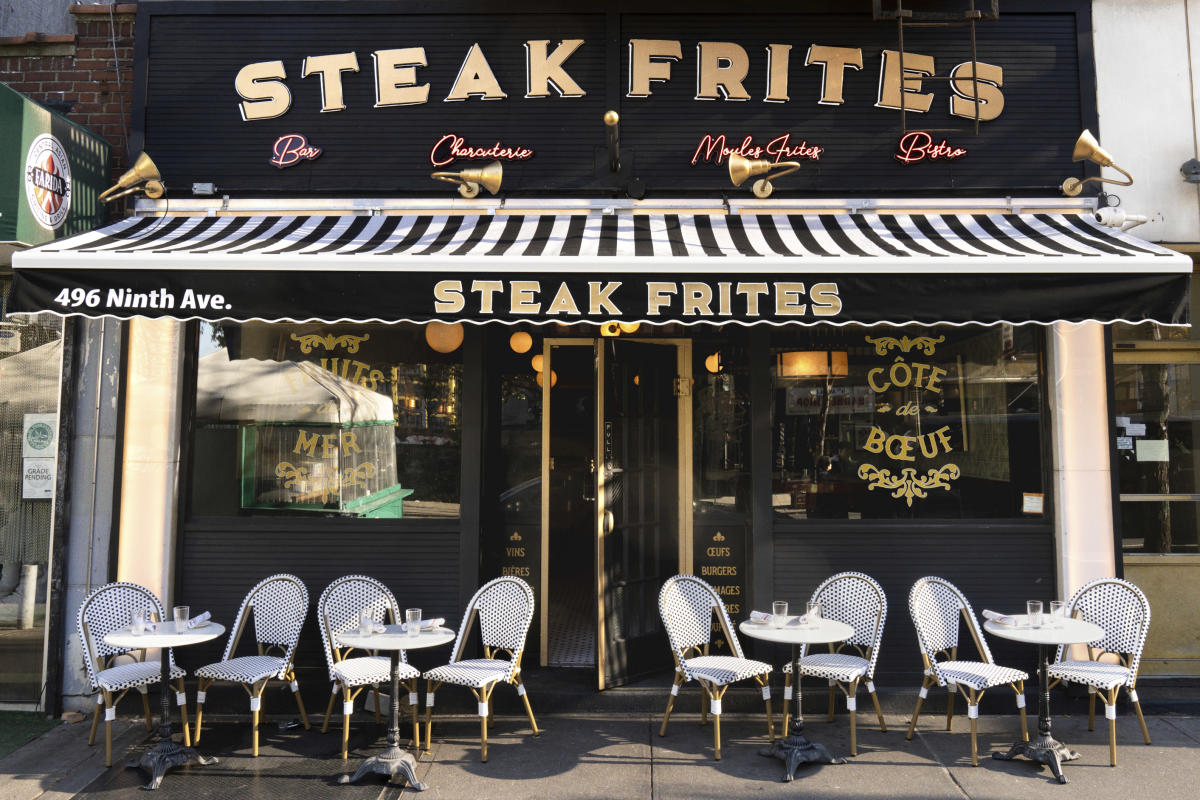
[[760, 643, 846, 782], [127, 648, 218, 790], [992, 643, 1077, 784], [339, 649, 428, 790]]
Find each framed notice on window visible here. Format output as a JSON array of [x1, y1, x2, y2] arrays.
[[22, 458, 54, 499]]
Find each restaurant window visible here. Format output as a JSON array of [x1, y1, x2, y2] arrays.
[[190, 321, 462, 519], [770, 324, 1044, 520], [1113, 281, 1200, 553], [693, 331, 751, 521]]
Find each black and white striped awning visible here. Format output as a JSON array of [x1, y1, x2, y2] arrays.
[[9, 212, 1190, 326]]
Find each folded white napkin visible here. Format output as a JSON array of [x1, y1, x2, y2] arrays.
[[186, 611, 211, 629], [402, 617, 445, 632], [982, 609, 1017, 626]]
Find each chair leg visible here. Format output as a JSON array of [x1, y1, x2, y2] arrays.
[[847, 679, 859, 757], [103, 690, 114, 767], [372, 684, 381, 723], [322, 684, 337, 734], [476, 684, 495, 763], [341, 685, 354, 760], [946, 685, 956, 731], [251, 680, 267, 757], [88, 694, 103, 747], [906, 675, 934, 741], [869, 682, 887, 733], [827, 681, 836, 722], [407, 679, 420, 750], [195, 678, 212, 744], [174, 678, 192, 748], [1088, 686, 1097, 731], [782, 671, 792, 738], [967, 688, 981, 767], [1130, 689, 1151, 745], [289, 675, 311, 729], [140, 688, 153, 731], [699, 683, 710, 727], [660, 672, 685, 737], [515, 675, 540, 736], [755, 674, 774, 742], [1104, 688, 1118, 766], [1015, 681, 1028, 742], [423, 680, 440, 753], [707, 684, 727, 761]]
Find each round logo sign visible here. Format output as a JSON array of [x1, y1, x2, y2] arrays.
[[24, 134, 72, 231], [25, 421, 54, 452]]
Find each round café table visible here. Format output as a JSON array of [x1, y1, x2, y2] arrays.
[[739, 616, 855, 769], [335, 625, 455, 791], [986, 614, 1105, 784], [104, 622, 225, 790]]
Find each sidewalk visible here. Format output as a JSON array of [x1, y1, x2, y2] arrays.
[[2, 706, 1198, 800]]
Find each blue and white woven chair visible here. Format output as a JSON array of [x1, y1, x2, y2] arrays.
[[905, 576, 1029, 765], [781, 571, 887, 755], [658, 574, 774, 761], [77, 582, 189, 766], [193, 574, 310, 756], [422, 576, 540, 762], [1048, 577, 1151, 766], [318, 574, 420, 759]]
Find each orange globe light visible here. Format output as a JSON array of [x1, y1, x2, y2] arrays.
[[618, 322, 641, 334], [531, 354, 544, 372], [536, 369, 558, 388], [510, 331, 533, 354], [425, 321, 464, 353], [705, 352, 722, 374]]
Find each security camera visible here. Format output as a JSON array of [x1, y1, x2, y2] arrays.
[[1095, 207, 1148, 230]]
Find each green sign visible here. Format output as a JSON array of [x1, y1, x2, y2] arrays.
[[0, 83, 110, 248]]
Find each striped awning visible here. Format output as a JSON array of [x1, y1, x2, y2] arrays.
[[9, 212, 1191, 326]]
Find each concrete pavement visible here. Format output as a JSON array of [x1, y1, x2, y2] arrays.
[[3, 704, 1198, 800]]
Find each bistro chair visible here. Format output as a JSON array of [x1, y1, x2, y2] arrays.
[[781, 571, 888, 755], [658, 574, 774, 761], [906, 576, 1029, 766], [317, 574, 420, 759], [1047, 577, 1152, 766], [77, 581, 190, 766], [193, 574, 310, 756], [423, 576, 540, 763]]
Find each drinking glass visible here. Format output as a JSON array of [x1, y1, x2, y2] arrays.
[[1049, 600, 1066, 625], [173, 605, 189, 634], [806, 601, 821, 626], [131, 609, 146, 636], [359, 609, 375, 636], [1026, 600, 1044, 629], [406, 608, 422, 637], [771, 601, 788, 628]]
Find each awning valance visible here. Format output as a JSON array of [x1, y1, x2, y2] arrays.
[[8, 212, 1190, 326]]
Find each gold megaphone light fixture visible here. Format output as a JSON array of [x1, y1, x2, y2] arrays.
[[1061, 130, 1133, 197], [99, 152, 165, 203], [431, 160, 503, 198], [728, 153, 802, 199]]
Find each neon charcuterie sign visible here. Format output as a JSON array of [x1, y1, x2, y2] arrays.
[[270, 134, 323, 168], [691, 133, 822, 166], [895, 131, 966, 165], [430, 134, 534, 167]]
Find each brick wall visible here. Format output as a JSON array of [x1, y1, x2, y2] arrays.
[[0, 4, 136, 187]]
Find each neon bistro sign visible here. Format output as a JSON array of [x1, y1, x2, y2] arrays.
[[894, 131, 967, 165], [691, 133, 822, 166]]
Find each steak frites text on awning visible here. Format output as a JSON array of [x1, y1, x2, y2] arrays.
[[9, 212, 1190, 326]]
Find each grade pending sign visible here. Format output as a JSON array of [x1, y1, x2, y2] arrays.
[[133, 1, 1094, 197]]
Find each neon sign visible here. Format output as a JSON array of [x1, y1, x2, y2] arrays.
[[429, 134, 534, 167], [691, 133, 822, 166], [270, 133, 322, 168], [894, 131, 966, 165]]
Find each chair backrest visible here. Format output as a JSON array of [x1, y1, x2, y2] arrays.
[[449, 576, 535, 680], [317, 575, 400, 679], [809, 571, 887, 677], [1054, 577, 1150, 683], [658, 574, 744, 661], [76, 581, 173, 690], [908, 576, 993, 685], [221, 574, 308, 673]]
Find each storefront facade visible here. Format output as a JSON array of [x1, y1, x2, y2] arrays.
[[8, 0, 1192, 696]]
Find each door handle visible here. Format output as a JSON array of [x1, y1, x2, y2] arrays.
[[604, 509, 614, 534]]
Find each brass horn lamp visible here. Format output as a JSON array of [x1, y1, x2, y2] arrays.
[[1061, 130, 1133, 197], [431, 160, 503, 198], [99, 152, 165, 202], [728, 153, 802, 199]]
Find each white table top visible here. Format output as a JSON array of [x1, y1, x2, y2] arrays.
[[984, 616, 1104, 646], [105, 622, 225, 650], [739, 617, 855, 646], [337, 625, 455, 652]]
